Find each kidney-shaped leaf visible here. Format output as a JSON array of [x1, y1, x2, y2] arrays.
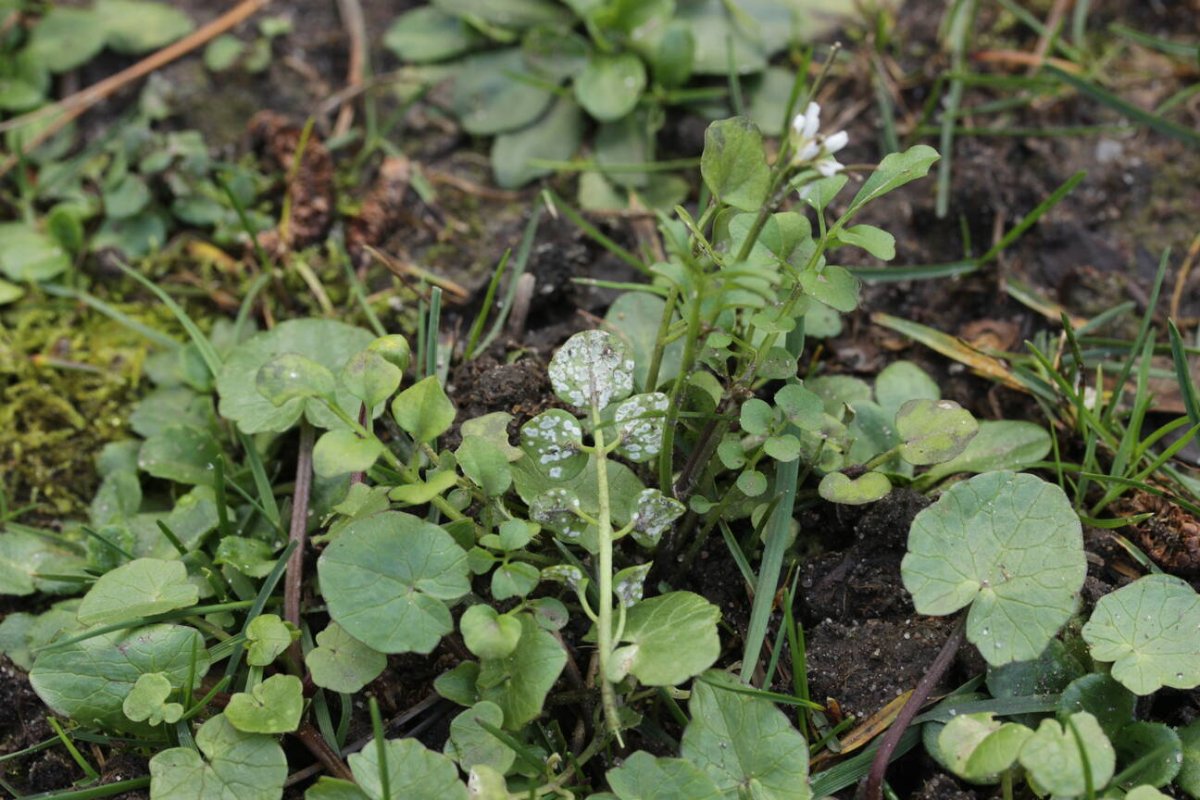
[[681, 670, 811, 800], [150, 714, 286, 800], [1081, 573, 1200, 695], [318, 512, 470, 654], [306, 622, 387, 694], [225, 674, 303, 734], [607, 592, 720, 686], [77, 558, 199, 626], [902, 471, 1085, 665], [895, 399, 978, 466], [607, 751, 723, 800], [350, 736, 467, 800], [217, 319, 374, 434], [31, 624, 209, 731], [549, 330, 635, 410]]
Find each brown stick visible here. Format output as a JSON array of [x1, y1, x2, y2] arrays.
[[333, 0, 366, 138], [0, 0, 274, 178], [285, 422, 315, 665]]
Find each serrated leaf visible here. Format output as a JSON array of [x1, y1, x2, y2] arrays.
[[902, 471, 1085, 666], [150, 714, 286, 800], [681, 670, 811, 800], [629, 489, 685, 548], [1019, 712, 1114, 797], [1081, 573, 1200, 694], [477, 614, 565, 729], [306, 623, 386, 694], [349, 736, 467, 800], [614, 392, 668, 463], [392, 376, 456, 443], [446, 701, 515, 774], [895, 398, 979, 465], [123, 672, 182, 726], [318, 512, 470, 654], [607, 752, 723, 800], [225, 674, 303, 734], [245, 614, 296, 667], [818, 471, 891, 505], [700, 117, 770, 212], [549, 330, 635, 409], [607, 592, 720, 686], [313, 429, 385, 477], [461, 605, 522, 660], [77, 558, 198, 626], [31, 624, 209, 731]]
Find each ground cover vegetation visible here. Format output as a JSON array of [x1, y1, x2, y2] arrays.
[[1, 0, 1199, 798]]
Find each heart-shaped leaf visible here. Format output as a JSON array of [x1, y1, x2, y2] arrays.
[[77, 558, 198, 626], [902, 471, 1085, 665], [529, 488, 587, 542], [606, 751, 722, 800], [150, 714, 286, 800], [548, 330, 635, 410], [318, 512, 470, 654], [700, 117, 770, 212], [460, 605, 522, 660], [245, 614, 296, 667], [818, 471, 892, 505], [896, 398, 979, 465], [306, 623, 387, 694], [225, 674, 303, 734], [456, 436, 512, 497], [613, 392, 668, 463], [605, 592, 720, 686], [799, 265, 859, 313], [613, 563, 652, 608], [1081, 573, 1200, 694], [629, 488, 685, 548], [392, 376, 456, 444], [123, 672, 183, 726]]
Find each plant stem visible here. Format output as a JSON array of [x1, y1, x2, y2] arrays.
[[863, 615, 966, 800], [591, 403, 623, 744], [284, 422, 315, 665]]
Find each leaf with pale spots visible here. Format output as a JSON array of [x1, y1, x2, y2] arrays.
[[629, 489, 684, 548], [548, 330, 635, 410], [520, 410, 586, 481], [902, 471, 1085, 666], [613, 563, 651, 608], [613, 392, 668, 463], [540, 564, 588, 595], [529, 488, 586, 542], [1081, 573, 1200, 695]]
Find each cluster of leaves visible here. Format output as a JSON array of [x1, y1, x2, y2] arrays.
[[383, 0, 847, 193]]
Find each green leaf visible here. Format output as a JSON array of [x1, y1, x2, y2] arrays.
[[214, 537, 277, 578], [392, 376, 457, 444], [446, 700, 515, 774], [478, 614, 566, 729], [1113, 721, 1181, 789], [736, 470, 767, 497], [521, 409, 587, 481], [123, 672, 183, 726], [920, 420, 1052, 483], [895, 399, 979, 465], [350, 736, 468, 800], [833, 224, 896, 260], [936, 712, 1031, 783], [491, 561, 540, 600], [138, 424, 221, 486], [314, 429, 385, 477], [225, 674, 303, 734], [306, 622, 387, 694], [629, 488, 685, 548], [681, 670, 811, 800], [775, 384, 824, 429], [1057, 673, 1135, 739], [384, 6, 484, 63], [604, 291, 683, 392], [1081, 573, 1200, 694], [306, 778, 371, 800], [574, 52, 646, 122], [0, 529, 86, 596], [902, 471, 1085, 666], [548, 330, 635, 410], [150, 714, 286, 800], [435, 662, 481, 708], [739, 398, 774, 436], [607, 751, 723, 800], [103, 173, 151, 219], [799, 264, 859, 313], [873, 360, 940, 417], [0, 222, 71, 281], [341, 349, 402, 409], [0, 278, 23, 305], [453, 48, 555, 135], [461, 605, 522, 660], [457, 436, 512, 497], [27, 8, 105, 73], [607, 592, 720, 686], [388, 468, 459, 506], [204, 35, 245, 71], [367, 334, 412, 372], [217, 319, 375, 434], [492, 96, 584, 189], [77, 558, 199, 626], [433, 0, 574, 29], [847, 144, 940, 215], [1178, 718, 1200, 799], [31, 624, 209, 731], [613, 392, 668, 463], [818, 471, 892, 505], [652, 21, 695, 89], [319, 512, 470, 654], [257, 352, 337, 406], [1018, 712, 1115, 797], [97, 0, 193, 53], [245, 614, 296, 666], [522, 25, 589, 81], [700, 117, 770, 212]]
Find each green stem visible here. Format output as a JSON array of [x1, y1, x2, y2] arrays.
[[658, 280, 703, 492], [590, 403, 623, 744]]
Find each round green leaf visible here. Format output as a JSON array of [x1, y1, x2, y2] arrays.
[[245, 614, 296, 667], [736, 469, 767, 497], [606, 592, 720, 686], [574, 52, 646, 122], [1081, 573, 1200, 694], [936, 712, 1031, 783], [453, 48, 555, 135], [313, 429, 385, 478], [1057, 673, 1134, 738], [895, 398, 979, 465], [1178, 718, 1200, 799], [1019, 712, 1115, 797], [150, 714, 286, 800], [491, 561, 540, 601], [217, 319, 374, 434], [874, 360, 940, 418], [384, 6, 484, 63], [902, 471, 1085, 666], [681, 670, 811, 800], [31, 624, 209, 731], [367, 334, 412, 372], [256, 352, 337, 407], [477, 613, 566, 729], [548, 330, 635, 409], [349, 737, 467, 800], [1113, 721, 1181, 789], [102, 173, 151, 219], [392, 375, 456, 444], [607, 752, 722, 800], [225, 674, 303, 734], [0, 222, 71, 281], [446, 700, 515, 774], [27, 8, 105, 73], [460, 605, 522, 660], [318, 512, 470, 654], [77, 558, 199, 626], [123, 672, 183, 726], [340, 349, 402, 409], [306, 623, 387, 694], [97, 0, 193, 53], [818, 471, 891, 505], [138, 424, 221, 486], [920, 420, 1052, 484]]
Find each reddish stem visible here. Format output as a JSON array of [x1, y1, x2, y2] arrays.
[[285, 422, 315, 665]]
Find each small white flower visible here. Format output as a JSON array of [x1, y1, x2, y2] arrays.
[[789, 101, 849, 179]]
